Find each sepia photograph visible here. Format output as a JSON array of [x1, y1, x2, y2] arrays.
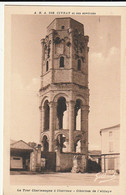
[[3, 4, 126, 195]]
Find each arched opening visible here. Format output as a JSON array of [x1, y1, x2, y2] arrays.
[[57, 97, 67, 129], [46, 61, 49, 72], [60, 56, 64, 67], [74, 140, 81, 153], [77, 59, 81, 71], [74, 99, 81, 130], [42, 135, 49, 152], [55, 134, 68, 153], [44, 100, 50, 131]]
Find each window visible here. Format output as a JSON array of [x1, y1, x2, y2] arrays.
[[61, 26, 65, 29], [60, 56, 64, 67], [78, 59, 81, 70], [13, 157, 21, 160], [46, 61, 49, 72]]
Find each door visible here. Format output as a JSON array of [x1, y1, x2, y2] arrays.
[[10, 156, 23, 169]]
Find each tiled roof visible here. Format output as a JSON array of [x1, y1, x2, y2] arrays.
[[10, 140, 34, 150], [10, 139, 16, 144]]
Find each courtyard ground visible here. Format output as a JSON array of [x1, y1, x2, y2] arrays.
[[10, 171, 119, 186]]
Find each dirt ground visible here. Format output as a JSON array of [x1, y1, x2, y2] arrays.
[[10, 172, 119, 186]]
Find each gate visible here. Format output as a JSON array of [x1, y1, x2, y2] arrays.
[[41, 152, 56, 172]]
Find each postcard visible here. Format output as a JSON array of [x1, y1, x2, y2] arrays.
[[3, 3, 126, 195]]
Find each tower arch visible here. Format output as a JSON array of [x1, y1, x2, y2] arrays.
[[43, 100, 50, 131], [55, 131, 69, 153], [53, 93, 69, 103], [42, 135, 49, 152], [57, 97, 67, 129], [75, 95, 86, 106], [40, 96, 50, 108]]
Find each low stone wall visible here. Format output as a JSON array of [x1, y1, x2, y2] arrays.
[[56, 152, 86, 172]]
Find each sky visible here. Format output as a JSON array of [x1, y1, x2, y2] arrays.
[[10, 15, 120, 150]]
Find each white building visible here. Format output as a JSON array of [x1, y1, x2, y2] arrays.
[[100, 124, 120, 174]]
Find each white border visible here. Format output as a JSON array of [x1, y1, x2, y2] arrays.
[[1, 2, 126, 6], [1, 2, 126, 195], [0, 3, 4, 195]]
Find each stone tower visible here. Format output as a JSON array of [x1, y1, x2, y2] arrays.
[[39, 17, 89, 157]]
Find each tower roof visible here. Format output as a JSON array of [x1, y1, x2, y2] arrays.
[[47, 17, 83, 28], [47, 17, 84, 34]]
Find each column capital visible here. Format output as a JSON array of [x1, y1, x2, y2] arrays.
[[69, 100, 76, 106], [39, 104, 46, 110], [66, 101, 69, 108], [53, 102, 57, 108], [49, 101, 54, 108], [81, 105, 90, 112]]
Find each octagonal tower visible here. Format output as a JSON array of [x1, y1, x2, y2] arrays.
[[39, 17, 89, 157]]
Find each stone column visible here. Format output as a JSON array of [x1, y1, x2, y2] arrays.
[[65, 138, 69, 152], [39, 105, 45, 144], [39, 105, 42, 142], [69, 28, 73, 83], [81, 105, 89, 155], [50, 30, 54, 83], [53, 102, 57, 130], [36, 144, 42, 172], [84, 35, 89, 86], [41, 105, 45, 133], [66, 101, 69, 129], [41, 38, 45, 87], [69, 100, 75, 152], [49, 101, 54, 152]]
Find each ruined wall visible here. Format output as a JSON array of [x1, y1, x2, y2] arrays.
[[56, 152, 86, 172], [30, 150, 37, 172]]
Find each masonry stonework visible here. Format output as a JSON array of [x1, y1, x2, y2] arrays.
[[39, 17, 89, 172]]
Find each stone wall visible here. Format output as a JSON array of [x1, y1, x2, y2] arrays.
[[56, 152, 86, 172], [56, 152, 73, 172], [30, 150, 37, 172], [42, 151, 56, 171]]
